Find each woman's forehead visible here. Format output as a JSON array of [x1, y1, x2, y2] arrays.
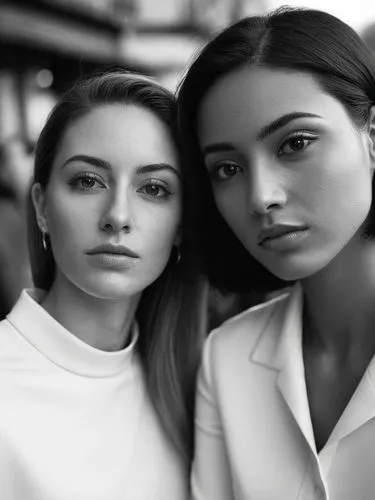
[[197, 66, 342, 144]]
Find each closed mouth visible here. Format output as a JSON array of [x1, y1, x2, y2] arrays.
[[258, 224, 308, 246], [87, 245, 139, 258]]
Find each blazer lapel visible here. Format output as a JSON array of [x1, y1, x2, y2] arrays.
[[324, 363, 375, 498], [275, 285, 317, 454], [250, 285, 317, 453], [326, 361, 375, 446]]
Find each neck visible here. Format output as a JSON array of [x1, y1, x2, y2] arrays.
[[41, 275, 140, 352], [301, 236, 375, 356]]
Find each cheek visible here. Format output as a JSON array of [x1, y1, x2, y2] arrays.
[[337, 173, 372, 230], [46, 197, 97, 251], [302, 153, 372, 223]]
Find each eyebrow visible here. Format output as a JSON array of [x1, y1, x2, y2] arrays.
[[202, 142, 236, 157], [202, 112, 322, 157], [256, 112, 322, 141], [62, 155, 110, 170], [61, 155, 180, 178], [136, 163, 180, 178]]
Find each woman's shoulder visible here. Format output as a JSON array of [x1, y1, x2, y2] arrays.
[[206, 288, 293, 356]]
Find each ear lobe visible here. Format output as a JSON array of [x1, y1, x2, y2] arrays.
[[31, 182, 48, 232], [367, 106, 375, 167]]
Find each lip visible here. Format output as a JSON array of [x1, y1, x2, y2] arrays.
[[87, 244, 139, 258], [258, 224, 309, 246]]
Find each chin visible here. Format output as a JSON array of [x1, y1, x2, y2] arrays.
[[77, 277, 144, 301], [263, 256, 329, 283]]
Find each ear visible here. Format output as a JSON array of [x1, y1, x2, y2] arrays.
[[367, 105, 375, 168], [31, 183, 49, 233]]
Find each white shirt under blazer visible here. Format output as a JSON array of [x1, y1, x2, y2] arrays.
[[192, 285, 375, 500]]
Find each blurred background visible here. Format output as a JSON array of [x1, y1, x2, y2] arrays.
[[1, 0, 375, 324]]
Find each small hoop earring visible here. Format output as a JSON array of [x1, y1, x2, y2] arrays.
[[42, 231, 48, 251], [176, 245, 181, 265]]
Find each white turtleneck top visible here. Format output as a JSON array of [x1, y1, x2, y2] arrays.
[[0, 289, 187, 500]]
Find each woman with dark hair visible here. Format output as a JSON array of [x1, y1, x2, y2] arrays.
[[178, 7, 375, 499], [0, 71, 205, 499]]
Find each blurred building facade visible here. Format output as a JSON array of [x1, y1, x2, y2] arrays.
[[0, 0, 267, 152], [0, 0, 137, 147], [121, 0, 266, 89]]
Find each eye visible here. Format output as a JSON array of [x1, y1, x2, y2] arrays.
[[138, 180, 172, 199], [209, 162, 243, 182], [69, 173, 106, 192], [279, 133, 317, 156]]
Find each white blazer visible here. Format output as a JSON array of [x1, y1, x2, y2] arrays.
[[192, 285, 375, 500]]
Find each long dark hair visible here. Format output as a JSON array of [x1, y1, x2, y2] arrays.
[[28, 71, 205, 466], [177, 7, 375, 294]]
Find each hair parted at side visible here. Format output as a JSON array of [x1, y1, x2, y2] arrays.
[[177, 7, 375, 295], [28, 70, 205, 467]]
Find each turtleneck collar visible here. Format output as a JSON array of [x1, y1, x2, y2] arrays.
[[7, 289, 139, 378]]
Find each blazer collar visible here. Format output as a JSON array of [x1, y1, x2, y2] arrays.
[[325, 364, 375, 446], [250, 285, 302, 371], [250, 284, 375, 452]]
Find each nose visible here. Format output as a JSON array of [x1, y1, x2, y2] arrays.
[[246, 159, 287, 216], [99, 187, 133, 234]]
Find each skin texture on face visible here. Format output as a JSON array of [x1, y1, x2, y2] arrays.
[[198, 66, 375, 281], [33, 104, 181, 301]]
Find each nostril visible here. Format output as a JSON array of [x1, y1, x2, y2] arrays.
[[267, 202, 283, 211]]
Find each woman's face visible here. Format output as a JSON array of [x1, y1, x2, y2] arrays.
[[33, 104, 181, 299], [197, 66, 375, 281]]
